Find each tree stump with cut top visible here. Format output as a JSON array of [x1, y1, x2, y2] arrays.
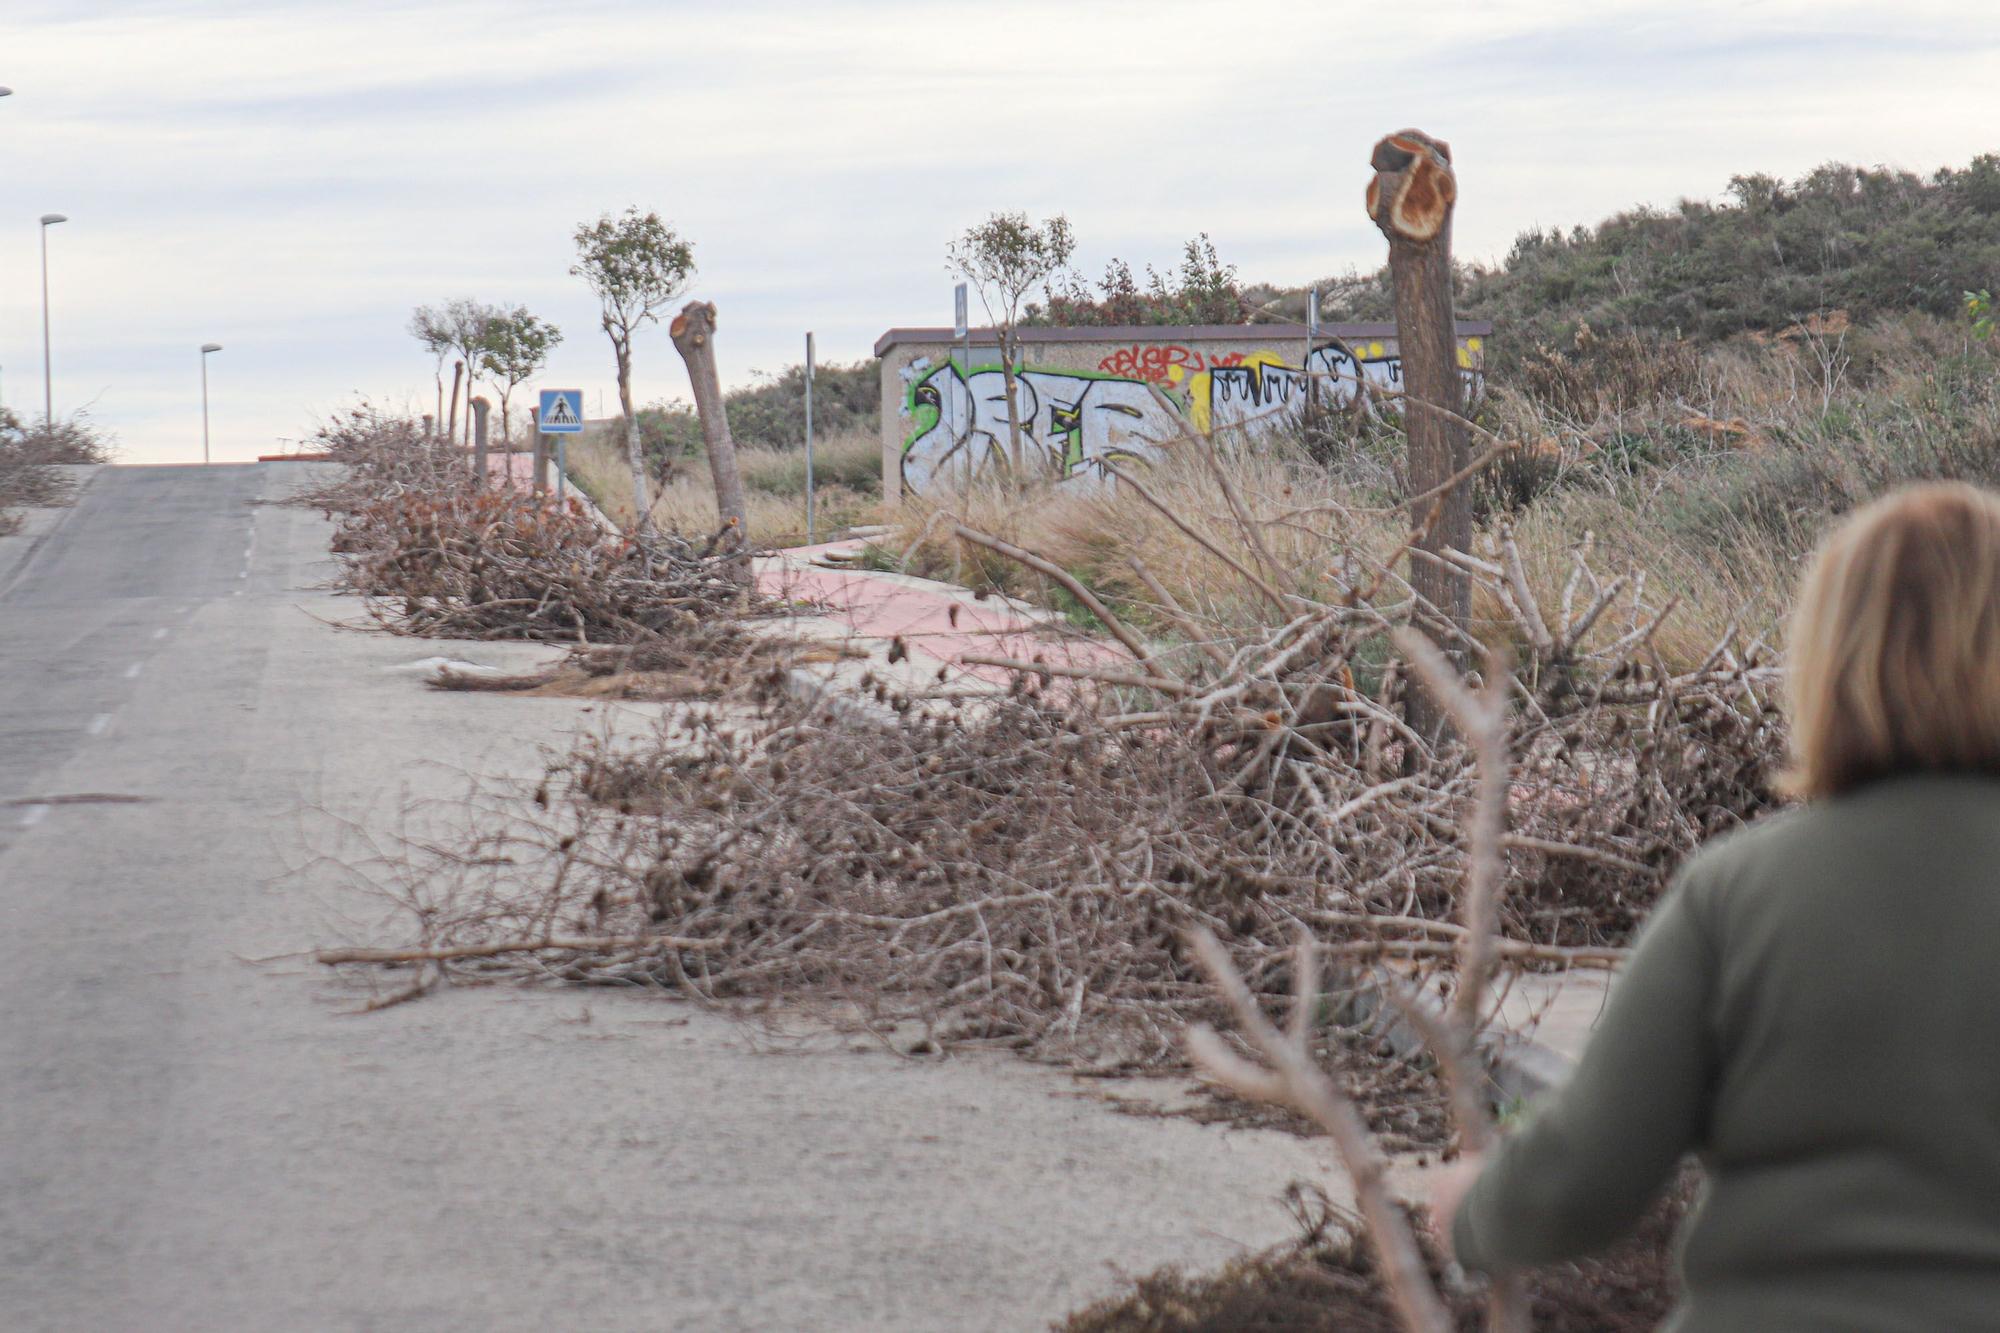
[[1368, 129, 1472, 746]]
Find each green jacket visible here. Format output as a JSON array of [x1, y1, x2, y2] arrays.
[[1454, 774, 2000, 1331]]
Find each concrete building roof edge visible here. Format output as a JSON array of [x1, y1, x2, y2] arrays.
[[873, 320, 1495, 357]]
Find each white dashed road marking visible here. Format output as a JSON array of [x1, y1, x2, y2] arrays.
[[87, 713, 112, 736]]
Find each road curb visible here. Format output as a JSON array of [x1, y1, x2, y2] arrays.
[[1344, 964, 1576, 1107]]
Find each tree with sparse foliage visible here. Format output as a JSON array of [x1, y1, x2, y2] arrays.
[[442, 298, 504, 444], [407, 305, 456, 430], [418, 299, 504, 445], [477, 308, 563, 448], [948, 211, 1075, 477], [571, 208, 696, 531]]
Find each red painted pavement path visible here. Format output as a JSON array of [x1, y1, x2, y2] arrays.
[[754, 540, 1129, 691]]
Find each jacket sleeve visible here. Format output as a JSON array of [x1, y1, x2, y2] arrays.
[[1453, 873, 1719, 1273]]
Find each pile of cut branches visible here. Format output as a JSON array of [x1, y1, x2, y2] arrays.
[[294, 404, 749, 643], [0, 407, 89, 532], [317, 511, 1779, 1057], [291, 403, 466, 516], [339, 487, 742, 641], [315, 422, 1782, 1042]]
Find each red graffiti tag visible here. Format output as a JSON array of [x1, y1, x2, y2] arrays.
[[1097, 344, 1205, 384]]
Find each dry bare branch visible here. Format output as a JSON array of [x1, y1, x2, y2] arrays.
[[1185, 928, 1453, 1333]]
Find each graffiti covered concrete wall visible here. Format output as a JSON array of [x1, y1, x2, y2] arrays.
[[876, 322, 1489, 499], [899, 364, 1180, 495]]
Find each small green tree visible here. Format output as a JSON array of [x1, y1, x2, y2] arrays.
[[478, 308, 563, 448], [1968, 289, 1995, 341], [948, 212, 1074, 477], [571, 208, 696, 530]]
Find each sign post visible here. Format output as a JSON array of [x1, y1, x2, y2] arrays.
[[1305, 288, 1320, 415], [953, 281, 970, 375], [953, 283, 971, 491], [804, 332, 816, 545], [537, 388, 584, 503]]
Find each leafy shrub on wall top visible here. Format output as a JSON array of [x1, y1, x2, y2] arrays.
[[1033, 234, 1247, 327]]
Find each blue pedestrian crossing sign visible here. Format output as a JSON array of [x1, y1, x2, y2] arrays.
[[538, 389, 584, 434]]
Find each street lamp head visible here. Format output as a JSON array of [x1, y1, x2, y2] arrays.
[[201, 343, 223, 354], [0, 87, 14, 98], [40, 213, 66, 226]]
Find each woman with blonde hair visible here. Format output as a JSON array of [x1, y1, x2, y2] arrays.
[[1434, 482, 2000, 1330]]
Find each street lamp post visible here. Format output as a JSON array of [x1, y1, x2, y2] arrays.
[[39, 213, 67, 427], [201, 344, 222, 465]]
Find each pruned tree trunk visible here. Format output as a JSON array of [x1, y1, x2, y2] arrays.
[[670, 300, 748, 547], [471, 396, 490, 487], [612, 329, 652, 533], [446, 361, 463, 444], [1368, 128, 1472, 746]]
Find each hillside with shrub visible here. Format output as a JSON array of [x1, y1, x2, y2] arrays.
[[1250, 155, 2000, 357], [637, 358, 877, 462]]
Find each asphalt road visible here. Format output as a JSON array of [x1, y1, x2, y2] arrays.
[[0, 465, 265, 860], [0, 465, 1339, 1332]]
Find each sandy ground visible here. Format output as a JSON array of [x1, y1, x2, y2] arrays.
[[0, 464, 1353, 1331]]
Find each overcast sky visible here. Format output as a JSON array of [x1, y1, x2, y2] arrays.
[[2, 0, 1995, 464]]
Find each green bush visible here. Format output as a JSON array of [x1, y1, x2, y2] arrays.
[[1252, 154, 2000, 362], [637, 359, 879, 472]]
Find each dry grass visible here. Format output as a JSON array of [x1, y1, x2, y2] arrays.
[[568, 424, 887, 544], [883, 319, 2000, 671]]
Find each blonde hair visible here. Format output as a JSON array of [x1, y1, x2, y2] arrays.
[[1786, 482, 2000, 799]]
